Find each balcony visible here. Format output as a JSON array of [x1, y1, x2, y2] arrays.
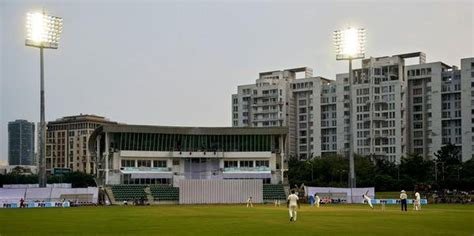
[[372, 114, 388, 121], [252, 109, 279, 114], [251, 101, 283, 106], [373, 133, 389, 139], [373, 97, 389, 104], [223, 167, 271, 172], [252, 116, 283, 122], [372, 151, 387, 156], [121, 167, 170, 172], [252, 93, 279, 98]]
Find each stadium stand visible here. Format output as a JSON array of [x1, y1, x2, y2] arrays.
[[105, 184, 288, 204], [110, 185, 147, 201], [150, 185, 179, 201], [263, 184, 286, 201]]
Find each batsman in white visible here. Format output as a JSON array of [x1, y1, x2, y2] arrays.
[[246, 196, 253, 208], [414, 192, 421, 211], [362, 190, 374, 209], [287, 190, 300, 222]]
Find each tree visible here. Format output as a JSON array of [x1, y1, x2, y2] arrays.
[[434, 143, 461, 166], [10, 166, 33, 175], [399, 153, 433, 184]]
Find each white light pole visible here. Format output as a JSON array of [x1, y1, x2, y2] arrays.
[[25, 11, 63, 187], [334, 27, 365, 202]]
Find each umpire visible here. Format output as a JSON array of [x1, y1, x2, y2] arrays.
[[400, 190, 408, 211]]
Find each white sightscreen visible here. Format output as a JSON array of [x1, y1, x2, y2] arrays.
[[305, 186, 375, 203], [179, 179, 263, 204]]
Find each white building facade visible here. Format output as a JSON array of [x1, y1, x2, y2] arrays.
[[406, 57, 474, 161], [232, 53, 473, 162], [89, 124, 288, 185], [232, 67, 336, 160]]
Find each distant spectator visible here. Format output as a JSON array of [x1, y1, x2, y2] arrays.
[[20, 198, 25, 208], [308, 195, 315, 206]]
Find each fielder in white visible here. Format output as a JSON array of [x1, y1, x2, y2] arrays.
[[274, 199, 281, 207], [414, 192, 421, 211], [287, 190, 300, 222], [362, 191, 374, 209], [314, 194, 320, 208]]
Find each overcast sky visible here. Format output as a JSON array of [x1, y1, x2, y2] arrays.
[[1, 0, 473, 162]]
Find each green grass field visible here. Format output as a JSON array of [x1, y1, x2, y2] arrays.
[[0, 204, 473, 235]]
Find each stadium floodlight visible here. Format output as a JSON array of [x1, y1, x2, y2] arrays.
[[333, 27, 366, 203], [25, 11, 63, 188], [26, 12, 63, 49], [334, 27, 365, 60]]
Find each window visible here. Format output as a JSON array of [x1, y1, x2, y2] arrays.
[[240, 160, 254, 168], [121, 159, 135, 167], [137, 160, 151, 167], [224, 160, 238, 168], [153, 160, 167, 168], [414, 122, 423, 129], [255, 160, 269, 167], [413, 88, 422, 95]]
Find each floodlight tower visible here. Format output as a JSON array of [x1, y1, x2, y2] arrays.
[[333, 27, 365, 200], [25, 11, 63, 187]]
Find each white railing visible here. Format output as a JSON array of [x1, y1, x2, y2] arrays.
[[223, 167, 270, 172], [121, 167, 169, 172]]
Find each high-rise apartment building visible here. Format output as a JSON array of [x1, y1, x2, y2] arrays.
[[8, 120, 35, 165], [232, 67, 336, 159], [406, 57, 474, 161], [336, 53, 425, 163], [232, 53, 473, 162], [45, 114, 115, 174]]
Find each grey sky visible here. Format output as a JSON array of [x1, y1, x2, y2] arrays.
[[1, 0, 473, 162]]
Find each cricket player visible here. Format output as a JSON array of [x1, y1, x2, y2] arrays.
[[362, 191, 373, 209], [287, 190, 300, 222], [414, 192, 421, 211], [274, 199, 281, 207], [246, 196, 253, 208], [315, 194, 320, 208]]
